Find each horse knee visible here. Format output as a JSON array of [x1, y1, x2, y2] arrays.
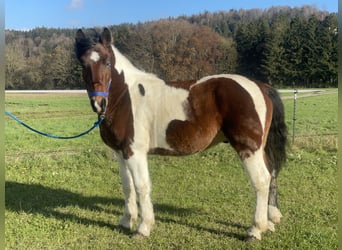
[[134, 182, 151, 197]]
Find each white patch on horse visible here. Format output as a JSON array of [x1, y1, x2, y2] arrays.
[[93, 99, 102, 113], [196, 74, 267, 131], [242, 148, 271, 240], [90, 51, 100, 62], [129, 80, 189, 152], [125, 150, 154, 236], [109, 45, 190, 153]]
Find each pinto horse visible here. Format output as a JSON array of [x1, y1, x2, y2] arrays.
[[75, 28, 287, 240]]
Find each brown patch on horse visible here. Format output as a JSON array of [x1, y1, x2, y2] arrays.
[[80, 44, 112, 100], [214, 78, 264, 160], [165, 77, 264, 158], [97, 29, 135, 159], [165, 79, 223, 154], [100, 70, 134, 159], [75, 28, 135, 159]]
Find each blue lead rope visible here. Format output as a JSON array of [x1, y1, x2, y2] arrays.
[[5, 110, 104, 139]]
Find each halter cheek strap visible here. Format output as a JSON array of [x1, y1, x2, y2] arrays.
[[88, 79, 112, 98]]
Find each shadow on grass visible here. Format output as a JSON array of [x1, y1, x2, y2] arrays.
[[6, 181, 247, 240], [5, 181, 125, 232], [154, 203, 248, 241]]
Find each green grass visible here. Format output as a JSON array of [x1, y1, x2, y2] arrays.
[[5, 92, 337, 249]]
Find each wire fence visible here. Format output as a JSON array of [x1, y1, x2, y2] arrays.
[[5, 88, 337, 147], [283, 88, 337, 147]]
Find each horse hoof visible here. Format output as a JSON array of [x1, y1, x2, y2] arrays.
[[247, 226, 262, 240], [268, 205, 283, 224], [268, 221, 275, 232], [245, 235, 259, 242], [117, 224, 132, 235], [118, 224, 130, 230], [131, 232, 147, 240]]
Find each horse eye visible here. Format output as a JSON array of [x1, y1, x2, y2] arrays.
[[105, 60, 111, 68]]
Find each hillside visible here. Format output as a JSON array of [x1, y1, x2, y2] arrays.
[[5, 5, 337, 90]]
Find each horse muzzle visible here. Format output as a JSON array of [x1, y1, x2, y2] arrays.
[[90, 96, 107, 116]]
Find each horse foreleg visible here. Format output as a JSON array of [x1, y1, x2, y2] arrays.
[[126, 151, 155, 237], [243, 149, 273, 240], [116, 152, 138, 230]]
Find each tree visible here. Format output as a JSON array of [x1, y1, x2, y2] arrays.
[[261, 14, 289, 86], [5, 6, 337, 89], [282, 16, 306, 87], [235, 18, 270, 81], [115, 20, 237, 81], [315, 14, 338, 87], [5, 42, 26, 89]]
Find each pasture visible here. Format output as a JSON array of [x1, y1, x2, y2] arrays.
[[5, 90, 337, 249]]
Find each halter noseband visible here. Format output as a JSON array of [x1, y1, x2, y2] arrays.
[[88, 79, 112, 98]]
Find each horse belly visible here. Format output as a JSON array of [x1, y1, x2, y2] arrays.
[[148, 107, 221, 156], [149, 129, 223, 156]]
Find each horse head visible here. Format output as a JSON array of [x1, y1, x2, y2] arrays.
[[75, 28, 114, 116]]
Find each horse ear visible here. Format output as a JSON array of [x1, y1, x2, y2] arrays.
[[100, 27, 112, 47], [75, 29, 86, 43]]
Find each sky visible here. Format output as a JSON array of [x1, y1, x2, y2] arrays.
[[5, 0, 338, 30]]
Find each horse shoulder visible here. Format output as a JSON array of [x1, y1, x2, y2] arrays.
[[128, 77, 191, 152]]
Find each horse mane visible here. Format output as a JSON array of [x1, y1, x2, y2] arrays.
[[74, 29, 100, 60], [111, 46, 143, 74]]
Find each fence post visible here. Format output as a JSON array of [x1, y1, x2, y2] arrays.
[[292, 89, 298, 144]]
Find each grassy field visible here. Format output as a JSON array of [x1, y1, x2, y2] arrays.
[[5, 90, 337, 249]]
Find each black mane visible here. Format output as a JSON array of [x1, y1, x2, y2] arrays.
[[75, 29, 100, 60]]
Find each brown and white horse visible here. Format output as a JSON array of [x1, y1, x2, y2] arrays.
[[75, 28, 287, 240]]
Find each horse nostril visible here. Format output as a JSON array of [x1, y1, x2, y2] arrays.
[[90, 98, 106, 114], [100, 98, 107, 112], [90, 99, 97, 113]]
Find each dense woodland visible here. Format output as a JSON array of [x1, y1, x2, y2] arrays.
[[5, 6, 337, 90]]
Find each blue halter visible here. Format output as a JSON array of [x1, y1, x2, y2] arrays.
[[88, 79, 111, 98]]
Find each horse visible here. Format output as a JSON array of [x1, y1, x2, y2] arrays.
[[74, 27, 287, 240]]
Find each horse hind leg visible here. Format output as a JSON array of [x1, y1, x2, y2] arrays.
[[268, 171, 283, 224], [241, 148, 274, 240]]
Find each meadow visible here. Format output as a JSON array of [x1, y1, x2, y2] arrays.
[[5, 90, 337, 249]]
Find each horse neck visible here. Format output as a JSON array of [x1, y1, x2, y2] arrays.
[[111, 46, 140, 76], [111, 45, 159, 86], [104, 46, 130, 116], [106, 77, 128, 119]]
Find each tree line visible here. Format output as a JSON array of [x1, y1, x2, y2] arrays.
[[5, 5, 337, 90]]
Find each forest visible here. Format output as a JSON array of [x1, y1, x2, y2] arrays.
[[5, 6, 337, 90]]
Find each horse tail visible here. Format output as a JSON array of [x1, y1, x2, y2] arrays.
[[265, 88, 287, 175]]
